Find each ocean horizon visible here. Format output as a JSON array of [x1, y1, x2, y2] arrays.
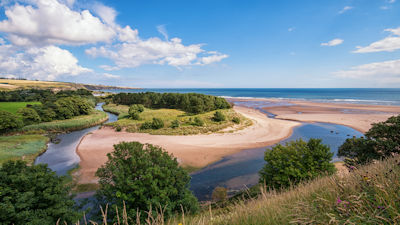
[[103, 88, 400, 106]]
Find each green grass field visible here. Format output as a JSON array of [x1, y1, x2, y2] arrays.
[[21, 110, 108, 133], [0, 102, 41, 114], [103, 103, 252, 135], [0, 135, 49, 164]]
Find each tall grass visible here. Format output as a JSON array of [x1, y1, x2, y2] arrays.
[[0, 134, 49, 164], [21, 110, 108, 133], [68, 155, 399, 224]]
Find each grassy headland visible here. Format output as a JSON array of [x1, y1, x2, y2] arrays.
[[0, 102, 41, 114], [103, 103, 252, 135], [0, 135, 49, 164]]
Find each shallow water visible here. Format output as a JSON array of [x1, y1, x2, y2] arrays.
[[190, 122, 363, 201], [34, 103, 117, 175]]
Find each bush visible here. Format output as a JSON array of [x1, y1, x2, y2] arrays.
[[259, 138, 336, 189], [193, 117, 204, 126], [140, 121, 153, 130], [170, 119, 180, 128], [130, 104, 145, 113], [338, 114, 400, 166], [115, 125, 122, 132], [213, 111, 226, 122], [0, 160, 81, 224], [95, 142, 199, 222], [212, 186, 228, 202], [232, 117, 241, 124], [128, 104, 144, 120], [0, 110, 23, 133], [17, 107, 41, 125], [151, 117, 164, 129]]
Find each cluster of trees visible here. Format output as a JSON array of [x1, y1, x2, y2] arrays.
[[0, 89, 92, 102], [111, 92, 231, 114]]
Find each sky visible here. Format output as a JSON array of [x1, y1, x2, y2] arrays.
[[0, 0, 399, 88]]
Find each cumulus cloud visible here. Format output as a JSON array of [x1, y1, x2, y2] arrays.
[[353, 27, 400, 53], [321, 38, 344, 46], [333, 59, 400, 84], [0, 0, 115, 46], [339, 6, 353, 14], [0, 44, 92, 80]]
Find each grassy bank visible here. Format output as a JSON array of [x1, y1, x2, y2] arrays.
[[0, 101, 41, 114], [21, 110, 108, 133], [0, 135, 49, 164], [163, 156, 400, 225], [103, 103, 252, 135]]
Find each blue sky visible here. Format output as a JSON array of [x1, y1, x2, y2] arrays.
[[0, 0, 399, 88]]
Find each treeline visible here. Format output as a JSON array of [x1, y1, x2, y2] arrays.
[[0, 89, 93, 102], [110, 92, 231, 114]]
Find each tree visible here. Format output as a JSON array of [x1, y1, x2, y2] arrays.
[[338, 114, 400, 166], [17, 107, 41, 125], [95, 142, 199, 222], [0, 160, 81, 224], [213, 111, 226, 122], [259, 139, 336, 189], [128, 104, 144, 120], [0, 110, 23, 133]]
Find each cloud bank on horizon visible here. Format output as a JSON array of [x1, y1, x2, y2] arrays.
[[0, 0, 228, 81]]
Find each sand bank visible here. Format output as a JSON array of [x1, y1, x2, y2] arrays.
[[77, 106, 300, 183]]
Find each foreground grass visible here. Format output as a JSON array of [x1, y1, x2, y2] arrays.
[[103, 103, 252, 135], [0, 135, 48, 164], [21, 110, 108, 133], [0, 101, 41, 114]]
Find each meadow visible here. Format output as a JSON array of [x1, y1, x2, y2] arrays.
[[0, 101, 41, 114], [0, 135, 49, 164], [21, 110, 108, 133], [103, 103, 252, 135]]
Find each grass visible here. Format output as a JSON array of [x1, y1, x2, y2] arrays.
[[21, 110, 108, 133], [0, 101, 41, 114], [103, 103, 252, 135], [0, 79, 86, 90], [0, 135, 49, 164]]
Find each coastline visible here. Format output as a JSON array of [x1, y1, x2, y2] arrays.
[[76, 106, 300, 183]]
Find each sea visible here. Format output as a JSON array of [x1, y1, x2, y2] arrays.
[[104, 88, 400, 106]]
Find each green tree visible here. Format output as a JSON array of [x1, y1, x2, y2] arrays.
[[95, 142, 199, 222], [0, 110, 23, 133], [0, 160, 81, 224], [128, 104, 144, 120], [17, 107, 41, 125], [259, 139, 336, 189], [213, 111, 226, 122]]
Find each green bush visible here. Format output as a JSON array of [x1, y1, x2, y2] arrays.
[[95, 142, 199, 222], [0, 110, 23, 133], [232, 117, 241, 124], [140, 121, 153, 130], [115, 125, 122, 132], [193, 117, 204, 126], [128, 104, 144, 120], [17, 107, 41, 125], [170, 119, 180, 128], [0, 160, 81, 224], [151, 117, 164, 129], [259, 138, 336, 189], [130, 104, 144, 113], [213, 111, 226, 122]]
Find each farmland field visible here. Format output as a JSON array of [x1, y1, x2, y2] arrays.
[[0, 102, 41, 114]]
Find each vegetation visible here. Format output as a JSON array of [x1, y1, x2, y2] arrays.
[[17, 107, 41, 125], [0, 135, 49, 164], [259, 138, 336, 189], [110, 92, 231, 114], [232, 117, 240, 124], [95, 142, 199, 223], [213, 111, 226, 122], [0, 101, 41, 114], [104, 103, 252, 135], [0, 160, 81, 224], [338, 114, 400, 166], [0, 110, 23, 134]]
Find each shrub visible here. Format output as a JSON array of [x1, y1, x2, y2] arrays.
[[232, 117, 241, 124], [140, 121, 153, 130], [170, 119, 180, 128], [0, 160, 81, 224], [0, 110, 23, 133], [213, 111, 226, 122], [95, 142, 199, 222], [259, 138, 336, 189], [130, 104, 145, 113], [115, 125, 122, 132], [17, 107, 41, 125], [128, 104, 144, 120], [212, 186, 228, 202], [151, 117, 164, 129], [193, 117, 204, 126]]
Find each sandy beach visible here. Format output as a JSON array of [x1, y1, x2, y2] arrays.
[[260, 100, 400, 133], [77, 106, 300, 183]]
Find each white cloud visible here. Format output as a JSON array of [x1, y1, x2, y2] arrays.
[[0, 44, 91, 80], [157, 25, 169, 40], [389, 0, 396, 3], [321, 38, 344, 46], [333, 59, 400, 84], [92, 2, 117, 26], [103, 73, 120, 79], [354, 27, 400, 53], [199, 53, 228, 65], [339, 6, 353, 14], [288, 27, 295, 32], [0, 0, 116, 46]]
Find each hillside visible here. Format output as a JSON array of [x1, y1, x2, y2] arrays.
[[0, 79, 140, 91]]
